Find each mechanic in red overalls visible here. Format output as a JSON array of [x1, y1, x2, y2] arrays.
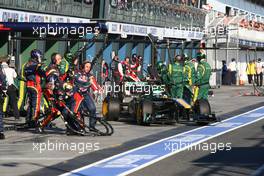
[[24, 49, 46, 127], [73, 61, 101, 132]]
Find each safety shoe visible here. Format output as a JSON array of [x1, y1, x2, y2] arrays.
[[47, 122, 56, 128], [26, 120, 36, 128], [36, 122, 45, 133], [37, 127, 45, 133], [89, 127, 99, 133], [66, 130, 77, 136], [0, 133, 5, 140]]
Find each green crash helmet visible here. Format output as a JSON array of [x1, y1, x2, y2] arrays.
[[58, 57, 70, 75], [196, 52, 206, 61], [156, 61, 163, 69], [64, 52, 74, 64], [156, 61, 166, 73], [183, 53, 190, 61]]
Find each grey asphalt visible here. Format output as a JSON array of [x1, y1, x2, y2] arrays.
[[130, 116, 264, 176], [0, 85, 263, 176]]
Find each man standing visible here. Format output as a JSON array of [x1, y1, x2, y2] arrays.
[[246, 60, 256, 84], [110, 55, 123, 84], [255, 58, 263, 87], [184, 54, 196, 87], [24, 49, 46, 127], [101, 60, 109, 85], [196, 53, 212, 100], [221, 60, 228, 85], [38, 53, 63, 132], [168, 55, 185, 99], [0, 57, 7, 139], [73, 61, 98, 131], [228, 58, 237, 85], [184, 54, 196, 104], [1, 56, 20, 122], [156, 61, 169, 84]]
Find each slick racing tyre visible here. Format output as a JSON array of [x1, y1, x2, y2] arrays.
[[194, 99, 211, 115], [102, 98, 120, 121], [194, 99, 211, 125]]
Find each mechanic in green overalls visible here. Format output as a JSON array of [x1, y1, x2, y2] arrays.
[[168, 55, 185, 99], [183, 54, 196, 104], [195, 52, 212, 100], [156, 61, 169, 84], [17, 62, 27, 112], [184, 54, 196, 87]]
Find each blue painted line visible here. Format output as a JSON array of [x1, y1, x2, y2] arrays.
[[61, 106, 264, 176]]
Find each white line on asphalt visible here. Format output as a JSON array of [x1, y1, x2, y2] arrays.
[[60, 106, 264, 176], [119, 116, 264, 176]]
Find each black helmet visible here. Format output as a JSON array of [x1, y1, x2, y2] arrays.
[[31, 49, 43, 62], [132, 54, 137, 62]]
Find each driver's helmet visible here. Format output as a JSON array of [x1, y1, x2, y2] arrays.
[[156, 61, 164, 72]]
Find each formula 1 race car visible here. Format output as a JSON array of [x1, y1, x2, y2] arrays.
[[102, 81, 177, 125], [102, 79, 218, 126]]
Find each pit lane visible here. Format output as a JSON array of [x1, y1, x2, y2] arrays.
[[0, 86, 263, 176]]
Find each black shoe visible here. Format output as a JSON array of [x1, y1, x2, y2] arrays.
[[36, 122, 45, 133], [47, 122, 56, 128], [66, 129, 77, 136], [89, 127, 99, 133], [0, 133, 5, 140], [26, 121, 36, 128], [36, 126, 45, 133]]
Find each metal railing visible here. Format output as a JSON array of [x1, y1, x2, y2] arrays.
[[0, 0, 93, 18]]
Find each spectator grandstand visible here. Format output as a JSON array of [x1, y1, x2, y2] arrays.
[[240, 19, 264, 31], [0, 0, 94, 18], [108, 0, 207, 28]]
